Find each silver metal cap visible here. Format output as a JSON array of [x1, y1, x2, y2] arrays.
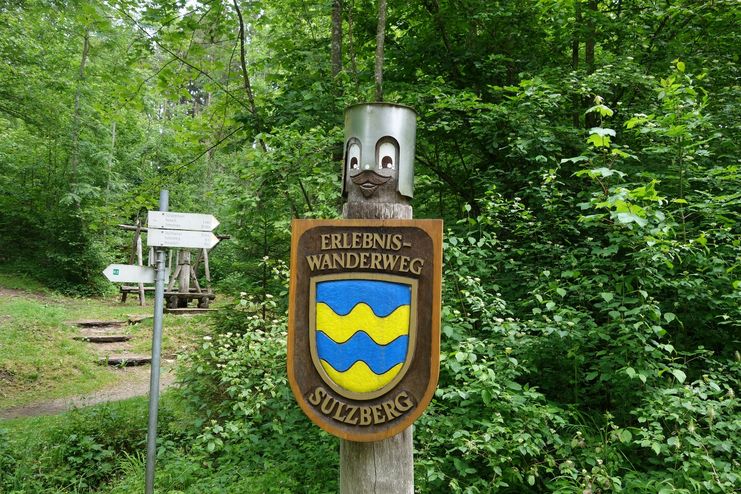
[[342, 103, 417, 200]]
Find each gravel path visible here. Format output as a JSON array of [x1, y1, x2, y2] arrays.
[[0, 366, 177, 419]]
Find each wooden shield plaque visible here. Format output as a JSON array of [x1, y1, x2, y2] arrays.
[[288, 219, 442, 442]]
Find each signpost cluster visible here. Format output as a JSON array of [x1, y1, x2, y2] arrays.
[[102, 191, 221, 494]]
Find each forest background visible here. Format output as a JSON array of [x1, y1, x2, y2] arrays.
[[0, 0, 739, 492]]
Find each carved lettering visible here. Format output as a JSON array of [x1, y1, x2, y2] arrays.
[[321, 394, 336, 415], [305, 252, 425, 275], [332, 402, 348, 421], [307, 387, 326, 406], [345, 405, 359, 425], [310, 387, 416, 426], [359, 406, 372, 426], [409, 258, 424, 275], [395, 391, 414, 412], [391, 234, 403, 251], [306, 255, 322, 271], [371, 404, 385, 424], [399, 256, 411, 273], [382, 399, 401, 420], [319, 231, 408, 252], [331, 233, 342, 249], [382, 253, 400, 270], [370, 252, 382, 270]]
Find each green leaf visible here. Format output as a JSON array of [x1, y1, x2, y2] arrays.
[[600, 292, 614, 303], [587, 133, 611, 148], [625, 367, 636, 379], [586, 104, 614, 117], [676, 60, 686, 73], [670, 369, 687, 384], [663, 312, 676, 323], [619, 429, 632, 443], [560, 155, 589, 164], [556, 287, 567, 297], [615, 211, 649, 227], [589, 127, 616, 137]]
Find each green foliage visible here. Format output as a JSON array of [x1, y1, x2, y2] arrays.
[[0, 399, 165, 493], [175, 290, 338, 491], [1, 0, 739, 492]]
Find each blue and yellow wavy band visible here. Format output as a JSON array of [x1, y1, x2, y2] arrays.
[[315, 279, 411, 394]]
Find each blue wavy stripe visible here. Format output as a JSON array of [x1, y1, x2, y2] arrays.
[[316, 280, 411, 317], [316, 331, 408, 374]]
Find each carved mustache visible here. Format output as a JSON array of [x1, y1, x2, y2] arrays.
[[351, 170, 391, 186]]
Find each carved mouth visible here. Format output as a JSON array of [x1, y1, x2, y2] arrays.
[[351, 171, 391, 198]]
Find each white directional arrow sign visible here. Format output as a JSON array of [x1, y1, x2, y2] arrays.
[[103, 264, 157, 283], [147, 228, 220, 249], [147, 211, 219, 231]]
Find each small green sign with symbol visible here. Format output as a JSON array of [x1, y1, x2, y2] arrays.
[[103, 264, 159, 283]]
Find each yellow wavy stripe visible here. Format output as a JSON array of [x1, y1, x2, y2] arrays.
[[316, 302, 409, 344], [321, 360, 403, 393]]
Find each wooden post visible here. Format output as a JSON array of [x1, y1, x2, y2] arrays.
[[339, 103, 416, 493], [136, 228, 145, 306], [340, 198, 414, 494], [122, 219, 142, 303], [178, 250, 191, 307]]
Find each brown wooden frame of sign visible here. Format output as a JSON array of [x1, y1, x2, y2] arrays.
[[287, 219, 442, 442]]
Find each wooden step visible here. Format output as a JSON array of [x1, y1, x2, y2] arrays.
[[99, 355, 151, 367], [74, 334, 132, 343], [74, 320, 127, 328], [164, 308, 217, 315], [127, 314, 152, 325]]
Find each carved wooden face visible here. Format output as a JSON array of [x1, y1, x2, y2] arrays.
[[342, 104, 416, 203], [345, 136, 400, 199]]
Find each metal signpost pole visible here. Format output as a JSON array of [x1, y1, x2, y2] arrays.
[[145, 189, 169, 494]]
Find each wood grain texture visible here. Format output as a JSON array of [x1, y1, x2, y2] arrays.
[[342, 201, 416, 494], [340, 427, 414, 494]]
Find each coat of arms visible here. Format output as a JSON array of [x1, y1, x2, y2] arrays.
[[310, 274, 417, 400], [288, 220, 442, 441]]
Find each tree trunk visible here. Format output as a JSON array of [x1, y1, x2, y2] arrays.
[[346, 0, 360, 89], [572, 0, 582, 128], [331, 0, 343, 78], [585, 0, 597, 75], [232, 0, 267, 151], [374, 0, 387, 102], [585, 0, 598, 128], [69, 30, 90, 190]]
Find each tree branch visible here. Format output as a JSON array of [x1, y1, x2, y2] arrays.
[[114, 6, 251, 113]]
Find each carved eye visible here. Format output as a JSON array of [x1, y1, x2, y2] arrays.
[[377, 140, 397, 170], [347, 140, 361, 170]]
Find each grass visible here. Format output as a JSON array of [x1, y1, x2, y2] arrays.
[[0, 274, 214, 410]]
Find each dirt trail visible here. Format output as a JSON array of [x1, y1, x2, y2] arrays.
[[1, 286, 178, 419], [0, 366, 176, 420], [0, 286, 52, 301]]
